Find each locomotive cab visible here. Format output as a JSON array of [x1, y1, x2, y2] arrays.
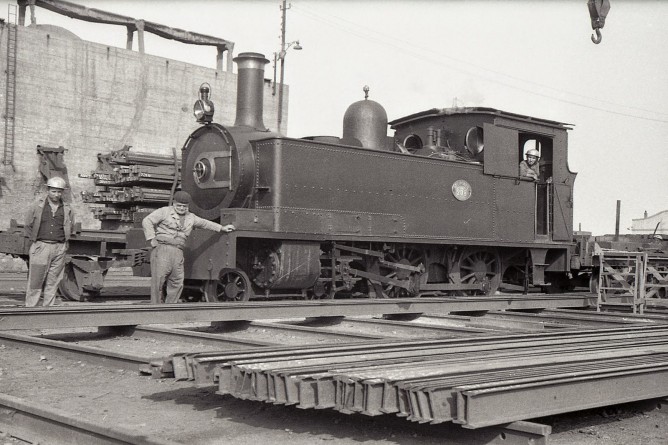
[[390, 108, 577, 287], [391, 108, 576, 244]]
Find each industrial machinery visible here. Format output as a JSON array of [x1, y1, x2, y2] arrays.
[[164, 52, 581, 301]]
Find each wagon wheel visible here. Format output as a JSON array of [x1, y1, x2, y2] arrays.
[[591, 272, 619, 300], [452, 248, 501, 296], [594, 264, 637, 299], [590, 268, 618, 297], [57, 262, 95, 301], [379, 245, 428, 298], [204, 269, 253, 302], [650, 262, 668, 299], [646, 274, 667, 299]]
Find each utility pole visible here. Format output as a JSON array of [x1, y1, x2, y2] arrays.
[[275, 0, 301, 133], [277, 0, 288, 132]]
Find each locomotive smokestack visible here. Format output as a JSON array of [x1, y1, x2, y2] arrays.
[[233, 52, 269, 130]]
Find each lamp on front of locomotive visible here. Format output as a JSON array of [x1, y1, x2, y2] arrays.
[[193, 83, 215, 124]]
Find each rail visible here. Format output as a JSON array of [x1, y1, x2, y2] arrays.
[[0, 393, 181, 445], [0, 294, 595, 330]]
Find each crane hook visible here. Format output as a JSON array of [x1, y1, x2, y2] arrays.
[[591, 28, 602, 44], [587, 0, 610, 44]]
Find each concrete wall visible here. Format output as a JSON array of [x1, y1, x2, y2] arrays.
[[0, 22, 284, 231]]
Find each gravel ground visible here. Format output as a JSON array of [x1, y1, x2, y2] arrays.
[[1, 327, 668, 445], [1, 272, 668, 444]]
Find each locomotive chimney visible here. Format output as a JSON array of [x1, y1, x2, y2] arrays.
[[233, 52, 269, 130]]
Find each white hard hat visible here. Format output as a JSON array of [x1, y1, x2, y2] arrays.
[[526, 149, 540, 159], [46, 176, 67, 189]]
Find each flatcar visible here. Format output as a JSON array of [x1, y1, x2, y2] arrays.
[[160, 51, 579, 301]]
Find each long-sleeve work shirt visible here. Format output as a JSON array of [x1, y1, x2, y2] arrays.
[[141, 206, 223, 249]]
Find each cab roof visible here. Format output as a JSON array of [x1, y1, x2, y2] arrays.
[[389, 107, 573, 130]]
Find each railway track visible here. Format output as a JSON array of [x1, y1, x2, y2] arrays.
[[0, 393, 182, 445], [0, 293, 597, 330], [2, 297, 668, 444]]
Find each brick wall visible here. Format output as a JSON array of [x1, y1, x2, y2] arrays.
[[0, 23, 283, 231]]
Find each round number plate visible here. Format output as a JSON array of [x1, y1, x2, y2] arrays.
[[452, 179, 472, 201]]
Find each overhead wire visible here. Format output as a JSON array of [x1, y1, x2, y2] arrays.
[[292, 3, 668, 124]]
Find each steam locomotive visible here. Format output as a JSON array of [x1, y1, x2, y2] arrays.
[[172, 52, 580, 301]]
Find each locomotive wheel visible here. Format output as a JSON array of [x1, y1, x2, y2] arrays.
[[454, 248, 501, 296], [204, 269, 253, 302], [499, 250, 531, 292], [380, 245, 428, 298], [501, 264, 530, 290]]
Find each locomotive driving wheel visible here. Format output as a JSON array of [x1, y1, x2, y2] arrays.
[[204, 269, 253, 302], [452, 248, 501, 296], [378, 245, 428, 298]]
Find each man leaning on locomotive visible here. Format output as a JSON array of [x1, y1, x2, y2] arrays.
[[141, 191, 235, 304]]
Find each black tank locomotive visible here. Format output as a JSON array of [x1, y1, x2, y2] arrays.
[[180, 52, 577, 301]]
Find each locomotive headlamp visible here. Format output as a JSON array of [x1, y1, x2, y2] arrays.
[[193, 82, 215, 124]]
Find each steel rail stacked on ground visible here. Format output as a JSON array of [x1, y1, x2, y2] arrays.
[[172, 323, 665, 385], [80, 146, 181, 227], [168, 324, 668, 429]]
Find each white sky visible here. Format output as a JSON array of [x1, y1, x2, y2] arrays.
[[3, 0, 667, 236]]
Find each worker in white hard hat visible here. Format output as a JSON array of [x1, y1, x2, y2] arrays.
[[519, 149, 540, 181], [23, 176, 76, 307]]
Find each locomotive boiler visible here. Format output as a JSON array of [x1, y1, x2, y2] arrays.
[[178, 52, 577, 301]]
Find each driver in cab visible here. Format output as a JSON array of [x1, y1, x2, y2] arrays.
[[519, 149, 540, 181]]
